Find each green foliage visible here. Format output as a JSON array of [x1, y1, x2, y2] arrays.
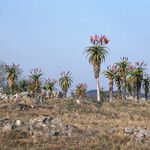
[[29, 68, 43, 93], [104, 65, 117, 79], [3, 63, 22, 94], [85, 45, 108, 66], [3, 85, 11, 95], [116, 57, 130, 77], [44, 78, 57, 92], [18, 79, 29, 92], [59, 71, 73, 98], [4, 63, 22, 81], [75, 83, 87, 98]]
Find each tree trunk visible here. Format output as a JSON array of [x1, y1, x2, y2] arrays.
[[117, 83, 122, 98], [145, 88, 148, 100], [145, 92, 148, 100], [63, 90, 67, 98], [109, 79, 113, 102], [136, 86, 140, 100], [122, 77, 126, 100], [96, 77, 100, 102], [8, 79, 14, 95], [132, 86, 135, 99], [93, 65, 100, 102]]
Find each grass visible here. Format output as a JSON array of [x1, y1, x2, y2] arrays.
[[0, 98, 150, 149]]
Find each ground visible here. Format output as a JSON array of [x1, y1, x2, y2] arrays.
[[0, 98, 150, 150]]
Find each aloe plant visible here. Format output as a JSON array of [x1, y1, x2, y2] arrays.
[[85, 34, 109, 101]]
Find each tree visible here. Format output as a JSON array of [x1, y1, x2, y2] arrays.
[[128, 62, 146, 100], [114, 74, 122, 98], [143, 74, 150, 100], [85, 34, 109, 101], [133, 62, 146, 100], [29, 68, 43, 95], [126, 65, 137, 99], [3, 63, 22, 94], [59, 71, 73, 98], [44, 78, 57, 97], [0, 62, 6, 88], [75, 83, 87, 99], [104, 64, 117, 102], [18, 79, 29, 92], [116, 57, 130, 99]]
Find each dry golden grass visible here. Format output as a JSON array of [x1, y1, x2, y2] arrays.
[[0, 98, 150, 150]]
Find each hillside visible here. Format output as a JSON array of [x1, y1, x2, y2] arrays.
[[0, 98, 150, 150]]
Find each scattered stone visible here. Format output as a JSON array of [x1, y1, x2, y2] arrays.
[[43, 116, 53, 125], [0, 116, 83, 138], [13, 93, 20, 99], [109, 128, 116, 134], [19, 92, 29, 97], [15, 120, 22, 126], [124, 127, 150, 143], [13, 103, 31, 111], [51, 118, 63, 127], [75, 99, 81, 105], [127, 141, 132, 146], [49, 129, 60, 136], [61, 124, 73, 136], [139, 129, 150, 138], [136, 132, 145, 143], [3, 123, 12, 132], [124, 127, 134, 134]]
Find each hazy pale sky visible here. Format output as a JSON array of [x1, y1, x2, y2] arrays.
[[0, 0, 150, 90]]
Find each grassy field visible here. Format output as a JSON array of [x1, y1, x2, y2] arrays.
[[0, 98, 150, 150]]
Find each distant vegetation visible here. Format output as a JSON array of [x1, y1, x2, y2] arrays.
[[0, 34, 149, 101]]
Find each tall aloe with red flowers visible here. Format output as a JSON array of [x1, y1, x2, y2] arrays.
[[85, 34, 109, 101], [104, 64, 117, 102]]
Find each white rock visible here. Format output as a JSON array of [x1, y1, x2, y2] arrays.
[[75, 99, 81, 105], [13, 93, 19, 99], [15, 120, 21, 126], [3, 123, 12, 132], [19, 92, 28, 97]]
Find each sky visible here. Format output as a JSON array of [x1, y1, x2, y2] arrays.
[[0, 0, 150, 90]]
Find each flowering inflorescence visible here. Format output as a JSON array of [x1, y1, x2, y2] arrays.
[[75, 83, 87, 98], [60, 71, 71, 77], [90, 34, 109, 45], [30, 68, 42, 75], [107, 64, 117, 72]]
